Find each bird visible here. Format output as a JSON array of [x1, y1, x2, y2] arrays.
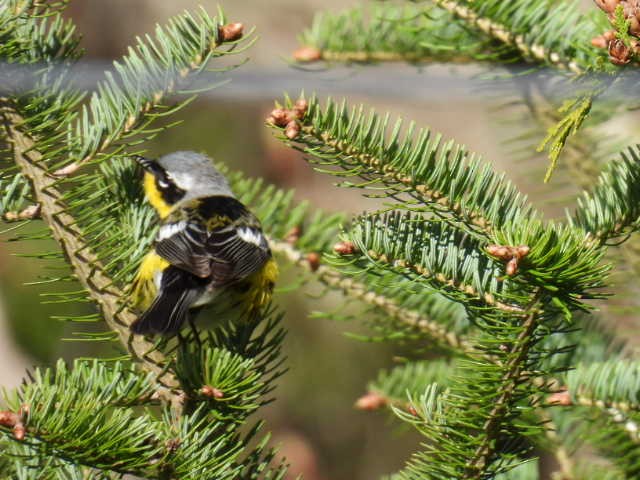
[[129, 150, 278, 335]]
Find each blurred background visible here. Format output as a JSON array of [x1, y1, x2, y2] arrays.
[[1, 1, 636, 479]]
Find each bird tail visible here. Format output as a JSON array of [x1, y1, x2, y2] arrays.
[[131, 267, 203, 335]]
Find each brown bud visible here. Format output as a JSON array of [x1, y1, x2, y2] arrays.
[[266, 108, 289, 127], [293, 98, 309, 119], [486, 245, 511, 260], [0, 411, 20, 428], [547, 390, 572, 406], [514, 245, 530, 259], [593, 0, 621, 13], [284, 226, 302, 245], [293, 46, 322, 63], [219, 22, 244, 42], [306, 252, 321, 271], [284, 120, 301, 139], [285, 109, 300, 123], [166, 438, 181, 453], [609, 38, 632, 65], [407, 405, 419, 416], [201, 385, 224, 399], [592, 33, 611, 49], [505, 257, 519, 276], [12, 423, 25, 441], [593, 29, 617, 49], [354, 392, 387, 411], [623, 0, 640, 36], [333, 241, 356, 255]]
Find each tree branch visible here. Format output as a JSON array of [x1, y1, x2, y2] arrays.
[[0, 98, 181, 405], [269, 237, 476, 354], [295, 122, 495, 236], [463, 292, 543, 478], [433, 0, 583, 74]]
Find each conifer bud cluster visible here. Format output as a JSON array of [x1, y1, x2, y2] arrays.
[[486, 244, 530, 276], [592, 0, 640, 65], [266, 99, 309, 139]]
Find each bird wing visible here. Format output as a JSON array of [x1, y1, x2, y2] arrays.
[[154, 197, 271, 285]]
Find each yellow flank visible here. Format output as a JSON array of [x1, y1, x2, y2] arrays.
[[143, 172, 173, 219], [244, 257, 279, 312], [131, 251, 169, 309]]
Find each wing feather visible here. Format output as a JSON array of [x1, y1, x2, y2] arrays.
[[131, 267, 204, 335], [154, 198, 271, 285]]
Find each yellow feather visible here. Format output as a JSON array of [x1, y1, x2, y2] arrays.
[[245, 257, 279, 311], [143, 172, 173, 219], [205, 215, 232, 230], [131, 251, 169, 309]]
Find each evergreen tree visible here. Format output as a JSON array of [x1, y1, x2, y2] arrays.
[[3, 0, 640, 479]]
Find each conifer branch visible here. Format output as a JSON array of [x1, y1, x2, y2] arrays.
[[56, 9, 251, 176], [572, 145, 640, 244], [293, 4, 489, 64], [431, 0, 584, 74], [269, 96, 537, 242], [462, 292, 543, 478], [0, 100, 180, 403], [269, 237, 476, 354], [563, 360, 640, 414]]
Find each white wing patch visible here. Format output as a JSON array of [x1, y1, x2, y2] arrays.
[[157, 221, 187, 241], [237, 227, 264, 247]]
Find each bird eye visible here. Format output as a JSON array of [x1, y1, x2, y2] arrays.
[[157, 179, 169, 189]]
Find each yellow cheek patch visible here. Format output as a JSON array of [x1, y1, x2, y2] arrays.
[[131, 251, 170, 309], [143, 172, 173, 219]]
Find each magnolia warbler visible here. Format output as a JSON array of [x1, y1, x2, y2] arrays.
[[129, 151, 278, 335]]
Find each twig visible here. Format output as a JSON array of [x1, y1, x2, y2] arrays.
[[317, 50, 482, 64]]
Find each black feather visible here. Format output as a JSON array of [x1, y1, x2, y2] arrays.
[[131, 267, 206, 335]]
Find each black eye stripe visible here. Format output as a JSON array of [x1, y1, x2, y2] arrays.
[[155, 176, 185, 204]]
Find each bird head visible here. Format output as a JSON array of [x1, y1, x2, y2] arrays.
[[133, 151, 235, 217]]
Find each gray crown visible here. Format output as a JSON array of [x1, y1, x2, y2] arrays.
[[157, 151, 235, 201]]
